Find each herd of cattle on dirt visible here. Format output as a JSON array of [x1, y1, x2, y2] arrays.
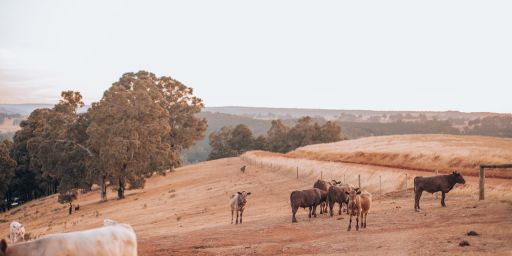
[[2, 166, 466, 255], [231, 168, 466, 233]]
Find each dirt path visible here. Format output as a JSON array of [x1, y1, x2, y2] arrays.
[[1, 157, 511, 255]]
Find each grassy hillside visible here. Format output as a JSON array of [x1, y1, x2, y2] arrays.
[[1, 156, 511, 255], [285, 134, 512, 178]]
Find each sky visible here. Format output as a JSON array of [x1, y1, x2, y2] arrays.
[[0, 0, 511, 113]]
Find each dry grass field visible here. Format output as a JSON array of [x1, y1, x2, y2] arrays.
[[284, 134, 512, 178], [1, 151, 511, 255]]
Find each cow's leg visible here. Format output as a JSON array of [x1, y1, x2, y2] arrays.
[[348, 214, 352, 231], [240, 209, 244, 224], [338, 203, 342, 215], [441, 191, 446, 207], [313, 204, 318, 217], [308, 206, 312, 218], [231, 209, 234, 224], [320, 202, 324, 214], [329, 200, 334, 217], [415, 189, 423, 211], [363, 212, 367, 228], [236, 209, 239, 224], [292, 206, 298, 223], [356, 213, 360, 231]]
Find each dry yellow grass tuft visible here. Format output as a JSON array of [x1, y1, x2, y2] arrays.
[[263, 134, 512, 178]]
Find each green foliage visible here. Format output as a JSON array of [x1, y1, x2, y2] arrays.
[[87, 71, 206, 199], [0, 140, 16, 205], [2, 71, 206, 206], [208, 117, 343, 159], [58, 189, 77, 204], [184, 112, 271, 163], [339, 119, 460, 139], [464, 116, 512, 138], [266, 120, 290, 153]]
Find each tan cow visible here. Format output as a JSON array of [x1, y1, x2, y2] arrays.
[[346, 188, 372, 231]]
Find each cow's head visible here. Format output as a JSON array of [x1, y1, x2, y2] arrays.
[[331, 180, 342, 186], [345, 188, 361, 214], [452, 171, 466, 184], [237, 191, 252, 205], [0, 239, 7, 256]]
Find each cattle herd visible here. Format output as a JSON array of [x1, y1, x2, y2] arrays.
[[233, 169, 466, 234], [1, 167, 466, 255], [289, 179, 372, 231]]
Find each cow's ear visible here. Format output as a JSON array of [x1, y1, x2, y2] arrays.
[[345, 191, 350, 195], [246, 192, 252, 195], [356, 190, 362, 195], [237, 192, 242, 195], [1, 239, 7, 253]]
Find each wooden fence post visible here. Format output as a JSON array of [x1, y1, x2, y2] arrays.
[[344, 174, 346, 183], [405, 173, 408, 195], [479, 166, 485, 200], [379, 175, 382, 198], [321, 170, 323, 180], [358, 174, 361, 188], [296, 167, 299, 180]]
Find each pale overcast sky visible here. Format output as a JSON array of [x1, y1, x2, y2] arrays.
[[0, 1, 511, 112]]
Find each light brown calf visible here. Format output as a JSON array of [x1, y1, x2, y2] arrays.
[[346, 188, 372, 231]]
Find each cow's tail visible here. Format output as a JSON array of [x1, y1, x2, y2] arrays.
[[413, 176, 419, 191]]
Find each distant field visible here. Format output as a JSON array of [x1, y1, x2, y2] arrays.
[[278, 134, 512, 178], [0, 118, 21, 133]]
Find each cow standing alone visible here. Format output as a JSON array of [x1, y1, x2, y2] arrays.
[[0, 221, 136, 256], [346, 188, 372, 231], [230, 191, 251, 224], [9, 222, 24, 244], [414, 171, 466, 211]]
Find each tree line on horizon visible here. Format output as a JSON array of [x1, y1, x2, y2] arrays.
[[0, 71, 207, 211], [208, 116, 343, 160]]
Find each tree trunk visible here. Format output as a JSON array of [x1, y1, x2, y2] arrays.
[[99, 175, 107, 202], [117, 177, 125, 199]]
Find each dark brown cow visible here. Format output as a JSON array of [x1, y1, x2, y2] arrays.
[[290, 188, 324, 223], [313, 179, 332, 214], [326, 185, 351, 216], [414, 171, 466, 211]]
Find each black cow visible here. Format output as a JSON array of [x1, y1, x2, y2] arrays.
[[290, 188, 325, 223], [414, 171, 466, 211]]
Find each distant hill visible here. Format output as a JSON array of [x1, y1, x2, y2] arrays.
[[0, 104, 89, 115], [204, 106, 507, 122]]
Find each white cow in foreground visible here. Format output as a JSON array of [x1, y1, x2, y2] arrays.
[[1, 220, 137, 256], [9, 222, 25, 244]]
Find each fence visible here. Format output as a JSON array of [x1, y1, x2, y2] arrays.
[[479, 163, 512, 200]]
